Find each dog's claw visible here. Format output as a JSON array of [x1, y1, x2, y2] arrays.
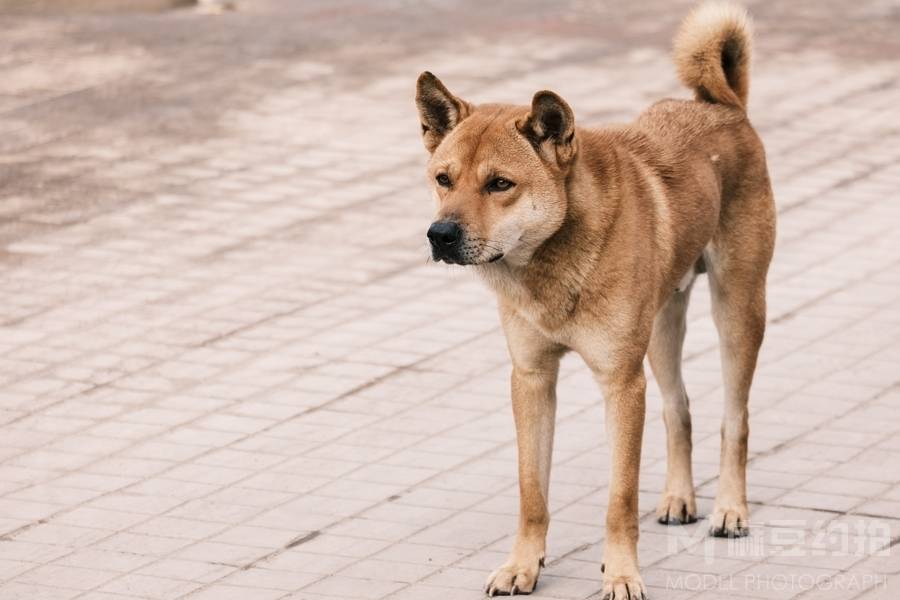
[[710, 524, 750, 538], [709, 505, 750, 538], [485, 559, 540, 596], [656, 493, 697, 525], [601, 574, 646, 600]]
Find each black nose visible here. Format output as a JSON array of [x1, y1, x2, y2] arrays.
[[427, 221, 461, 248]]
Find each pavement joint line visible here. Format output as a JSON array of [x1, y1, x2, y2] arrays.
[[770, 256, 900, 326], [3, 324, 507, 595], [0, 257, 471, 433]]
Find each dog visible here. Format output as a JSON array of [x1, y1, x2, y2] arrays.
[[415, 2, 775, 598]]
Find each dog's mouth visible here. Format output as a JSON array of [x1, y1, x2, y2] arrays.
[[433, 253, 504, 266]]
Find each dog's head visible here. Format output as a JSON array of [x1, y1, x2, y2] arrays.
[[416, 72, 578, 267]]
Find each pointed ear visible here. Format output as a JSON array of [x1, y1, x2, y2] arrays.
[[416, 72, 473, 153], [519, 90, 577, 165]]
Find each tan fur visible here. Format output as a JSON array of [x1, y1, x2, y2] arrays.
[[674, 1, 753, 109], [415, 2, 774, 598]]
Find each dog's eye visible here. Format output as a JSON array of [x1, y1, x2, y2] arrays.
[[487, 177, 514, 192], [435, 173, 451, 187]]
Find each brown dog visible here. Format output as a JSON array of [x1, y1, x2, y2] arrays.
[[415, 2, 774, 598]]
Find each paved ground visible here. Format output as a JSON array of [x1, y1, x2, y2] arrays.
[[1, 1, 899, 598]]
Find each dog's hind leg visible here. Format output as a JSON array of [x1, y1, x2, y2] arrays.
[[648, 283, 697, 525], [705, 189, 775, 538]]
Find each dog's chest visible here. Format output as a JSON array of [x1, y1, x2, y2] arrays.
[[483, 270, 579, 342]]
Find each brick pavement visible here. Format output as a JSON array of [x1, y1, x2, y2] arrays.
[[0, 1, 898, 598]]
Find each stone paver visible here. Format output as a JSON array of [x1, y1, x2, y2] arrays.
[[0, 1, 898, 598]]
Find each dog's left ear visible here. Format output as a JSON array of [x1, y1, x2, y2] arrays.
[[519, 90, 577, 166], [416, 72, 473, 153]]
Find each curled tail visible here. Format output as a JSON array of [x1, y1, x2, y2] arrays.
[[674, 2, 753, 111]]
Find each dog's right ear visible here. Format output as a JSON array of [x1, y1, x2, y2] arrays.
[[416, 72, 472, 153]]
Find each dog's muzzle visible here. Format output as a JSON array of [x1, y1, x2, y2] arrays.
[[427, 220, 465, 264]]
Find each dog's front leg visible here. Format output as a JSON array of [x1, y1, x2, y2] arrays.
[[597, 365, 648, 600], [486, 327, 561, 596]]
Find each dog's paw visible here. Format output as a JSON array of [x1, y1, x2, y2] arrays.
[[484, 557, 543, 596], [601, 573, 647, 600], [709, 504, 749, 537], [655, 492, 697, 525]]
